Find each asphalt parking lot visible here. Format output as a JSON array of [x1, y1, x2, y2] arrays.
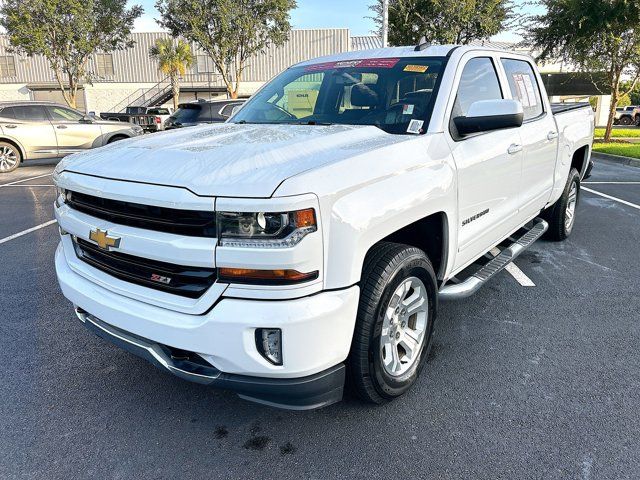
[[1, 155, 639, 479]]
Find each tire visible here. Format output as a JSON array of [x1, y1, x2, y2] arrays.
[[348, 242, 438, 404], [619, 116, 632, 126], [613, 118, 619, 125], [544, 167, 580, 241], [0, 141, 21, 173], [108, 135, 127, 144]]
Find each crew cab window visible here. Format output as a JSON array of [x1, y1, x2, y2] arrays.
[[47, 106, 84, 121], [452, 57, 503, 118], [501, 59, 544, 120]]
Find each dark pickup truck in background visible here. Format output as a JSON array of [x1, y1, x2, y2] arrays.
[[99, 106, 161, 132]]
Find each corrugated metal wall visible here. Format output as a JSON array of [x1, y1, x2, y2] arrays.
[[0, 29, 350, 85]]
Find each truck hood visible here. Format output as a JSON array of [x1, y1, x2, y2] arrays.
[[57, 123, 410, 197]]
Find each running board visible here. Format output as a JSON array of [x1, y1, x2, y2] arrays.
[[439, 218, 548, 300]]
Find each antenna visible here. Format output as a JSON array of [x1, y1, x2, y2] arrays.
[[415, 36, 430, 51]]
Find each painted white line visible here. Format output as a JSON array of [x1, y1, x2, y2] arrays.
[[0, 173, 52, 187], [584, 181, 640, 185], [490, 247, 536, 287], [0, 220, 57, 246], [582, 187, 640, 211], [1, 184, 54, 187]]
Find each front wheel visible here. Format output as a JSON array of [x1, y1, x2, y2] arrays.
[[544, 167, 580, 241], [348, 242, 437, 404]]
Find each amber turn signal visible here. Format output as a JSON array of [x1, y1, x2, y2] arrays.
[[219, 268, 319, 285], [293, 208, 316, 228]]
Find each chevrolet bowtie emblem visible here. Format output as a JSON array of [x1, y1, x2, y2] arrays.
[[89, 228, 121, 250]]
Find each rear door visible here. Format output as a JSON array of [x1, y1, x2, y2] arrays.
[[499, 57, 558, 219], [0, 105, 57, 159], [444, 54, 524, 271], [46, 105, 104, 153]]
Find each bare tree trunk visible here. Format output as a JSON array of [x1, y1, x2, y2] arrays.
[[171, 76, 179, 111], [604, 82, 620, 143]]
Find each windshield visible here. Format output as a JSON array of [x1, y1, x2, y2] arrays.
[[232, 57, 445, 134], [171, 105, 202, 122]]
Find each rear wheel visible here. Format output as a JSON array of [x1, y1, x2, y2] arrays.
[[544, 167, 580, 241], [619, 116, 632, 126], [348, 242, 437, 404], [0, 142, 21, 173]]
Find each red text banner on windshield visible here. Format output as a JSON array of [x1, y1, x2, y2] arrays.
[[305, 58, 401, 72]]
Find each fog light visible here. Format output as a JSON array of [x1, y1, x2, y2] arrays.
[[256, 328, 282, 365]]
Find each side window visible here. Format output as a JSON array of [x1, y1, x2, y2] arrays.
[[452, 57, 503, 119], [0, 106, 16, 119], [501, 59, 544, 120], [12, 105, 48, 121], [47, 106, 83, 122], [220, 103, 240, 117]]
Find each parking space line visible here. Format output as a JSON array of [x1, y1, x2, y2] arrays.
[[1, 184, 54, 187], [582, 187, 640, 211], [584, 181, 640, 185], [490, 247, 536, 287], [0, 220, 57, 246], [0, 173, 52, 188]]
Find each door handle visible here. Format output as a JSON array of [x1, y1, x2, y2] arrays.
[[56, 125, 68, 129], [547, 131, 559, 140], [507, 144, 522, 155], [4, 124, 17, 129]]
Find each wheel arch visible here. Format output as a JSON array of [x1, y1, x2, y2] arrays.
[[571, 144, 590, 179]]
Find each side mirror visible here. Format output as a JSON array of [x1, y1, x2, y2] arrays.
[[80, 114, 94, 124], [454, 99, 523, 136]]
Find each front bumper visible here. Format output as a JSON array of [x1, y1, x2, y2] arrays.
[[55, 242, 359, 409]]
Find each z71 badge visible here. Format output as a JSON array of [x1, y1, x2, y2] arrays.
[[150, 273, 172, 284]]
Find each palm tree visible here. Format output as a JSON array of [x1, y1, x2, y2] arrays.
[[149, 38, 194, 110]]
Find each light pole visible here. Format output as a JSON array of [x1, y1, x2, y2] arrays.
[[382, 0, 389, 48]]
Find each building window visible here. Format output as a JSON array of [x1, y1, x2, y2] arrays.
[[197, 55, 213, 73], [95, 53, 114, 77], [0, 56, 16, 78]]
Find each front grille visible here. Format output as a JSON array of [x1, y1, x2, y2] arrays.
[[66, 190, 216, 237], [73, 237, 216, 298]]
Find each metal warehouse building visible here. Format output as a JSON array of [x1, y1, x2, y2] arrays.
[[0, 29, 353, 114]]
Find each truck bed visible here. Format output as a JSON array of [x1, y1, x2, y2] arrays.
[[551, 102, 592, 115]]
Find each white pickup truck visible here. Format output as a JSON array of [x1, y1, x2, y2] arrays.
[[53, 44, 594, 410]]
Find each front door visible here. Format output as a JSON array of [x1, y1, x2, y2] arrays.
[[445, 56, 524, 272], [45, 105, 104, 154]]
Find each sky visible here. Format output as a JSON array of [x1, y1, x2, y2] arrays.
[[132, 0, 536, 43]]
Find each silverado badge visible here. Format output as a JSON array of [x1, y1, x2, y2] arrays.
[[89, 228, 121, 251]]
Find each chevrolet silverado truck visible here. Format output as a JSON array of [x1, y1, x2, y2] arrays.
[[53, 44, 594, 410]]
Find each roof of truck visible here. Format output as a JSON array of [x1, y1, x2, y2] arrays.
[[294, 44, 530, 68]]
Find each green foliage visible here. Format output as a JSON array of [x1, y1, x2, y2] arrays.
[[593, 142, 640, 159], [149, 39, 194, 109], [617, 93, 632, 108], [594, 128, 640, 139], [156, 0, 296, 98], [0, 0, 143, 109], [527, 0, 640, 141], [369, 0, 513, 46]]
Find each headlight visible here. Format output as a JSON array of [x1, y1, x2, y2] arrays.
[[55, 186, 68, 208], [217, 208, 316, 248]]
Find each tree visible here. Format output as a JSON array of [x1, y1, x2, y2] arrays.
[[156, 0, 296, 99], [0, 0, 142, 109], [149, 39, 194, 110], [369, 0, 513, 46], [527, 0, 640, 142]]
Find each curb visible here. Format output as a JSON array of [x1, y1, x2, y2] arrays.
[[592, 152, 640, 168]]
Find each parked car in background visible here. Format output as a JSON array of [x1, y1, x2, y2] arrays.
[[613, 105, 640, 125], [99, 106, 162, 133], [0, 101, 143, 173], [145, 107, 173, 131], [164, 99, 246, 129]]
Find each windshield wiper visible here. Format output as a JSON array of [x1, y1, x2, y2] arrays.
[[293, 120, 333, 126]]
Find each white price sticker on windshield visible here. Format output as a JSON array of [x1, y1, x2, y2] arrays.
[[407, 119, 424, 134]]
